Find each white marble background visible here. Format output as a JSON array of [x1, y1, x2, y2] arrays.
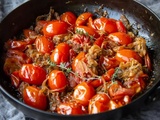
[[0, 0, 160, 120]]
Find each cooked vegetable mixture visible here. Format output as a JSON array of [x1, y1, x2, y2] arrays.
[[3, 8, 151, 115]]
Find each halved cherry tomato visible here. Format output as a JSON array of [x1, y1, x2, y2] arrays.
[[108, 32, 132, 45], [88, 93, 110, 114], [115, 49, 143, 63], [73, 82, 95, 106], [50, 43, 70, 64], [116, 21, 127, 33], [60, 11, 77, 25], [87, 17, 96, 29], [5, 40, 28, 51], [72, 52, 86, 76], [48, 70, 67, 92], [94, 35, 105, 47], [108, 81, 135, 100], [99, 56, 120, 70], [11, 71, 21, 88], [42, 20, 69, 37], [94, 18, 118, 34], [19, 64, 46, 85], [75, 26, 99, 38], [23, 29, 34, 38], [23, 86, 47, 110], [89, 68, 115, 88], [57, 101, 86, 115], [76, 12, 93, 26], [35, 36, 54, 54]]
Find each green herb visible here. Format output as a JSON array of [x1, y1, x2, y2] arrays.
[[111, 67, 121, 82]]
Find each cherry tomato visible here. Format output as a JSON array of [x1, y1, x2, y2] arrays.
[[94, 35, 105, 47], [89, 68, 115, 88], [19, 64, 46, 85], [73, 82, 95, 106], [116, 21, 127, 33], [35, 20, 48, 33], [108, 81, 135, 100], [23, 86, 47, 110], [75, 26, 99, 38], [76, 12, 93, 26], [72, 52, 86, 76], [94, 18, 118, 34], [35, 36, 54, 54], [5, 40, 28, 51], [42, 20, 69, 37], [60, 11, 77, 25], [11, 71, 21, 88], [57, 101, 86, 115], [88, 93, 110, 114], [50, 43, 70, 64], [87, 17, 96, 29], [115, 49, 143, 63], [109, 100, 120, 110], [48, 70, 67, 92], [99, 57, 120, 70], [108, 32, 132, 45]]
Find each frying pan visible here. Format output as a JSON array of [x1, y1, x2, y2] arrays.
[[0, 0, 160, 120]]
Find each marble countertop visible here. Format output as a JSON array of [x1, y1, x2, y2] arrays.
[[0, 0, 160, 120]]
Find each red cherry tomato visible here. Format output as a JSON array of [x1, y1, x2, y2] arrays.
[[72, 52, 86, 76], [19, 64, 46, 85], [73, 82, 95, 106], [76, 12, 93, 26], [115, 49, 143, 63], [88, 93, 110, 114], [89, 68, 115, 88], [60, 11, 77, 25], [108, 81, 135, 100], [116, 21, 127, 33], [94, 18, 118, 34], [48, 70, 68, 92], [75, 26, 99, 38], [42, 20, 69, 37], [23, 86, 47, 110], [87, 17, 96, 29], [99, 57, 120, 70], [11, 71, 21, 88], [108, 32, 132, 45], [50, 43, 70, 64], [94, 35, 105, 47], [57, 101, 86, 115], [35, 36, 54, 54]]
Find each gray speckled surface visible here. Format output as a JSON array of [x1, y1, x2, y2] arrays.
[[0, 0, 160, 120]]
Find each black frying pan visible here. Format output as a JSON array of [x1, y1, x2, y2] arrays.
[[0, 0, 160, 120]]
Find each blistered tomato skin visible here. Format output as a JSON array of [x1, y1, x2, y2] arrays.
[[42, 20, 69, 37], [88, 93, 110, 114], [115, 49, 143, 63], [94, 18, 118, 34], [50, 43, 70, 65], [19, 64, 47, 85], [48, 70, 68, 92], [60, 11, 77, 25], [76, 12, 93, 26], [73, 82, 95, 106], [108, 32, 132, 45], [57, 101, 86, 115], [35, 36, 54, 54], [23, 86, 47, 110]]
